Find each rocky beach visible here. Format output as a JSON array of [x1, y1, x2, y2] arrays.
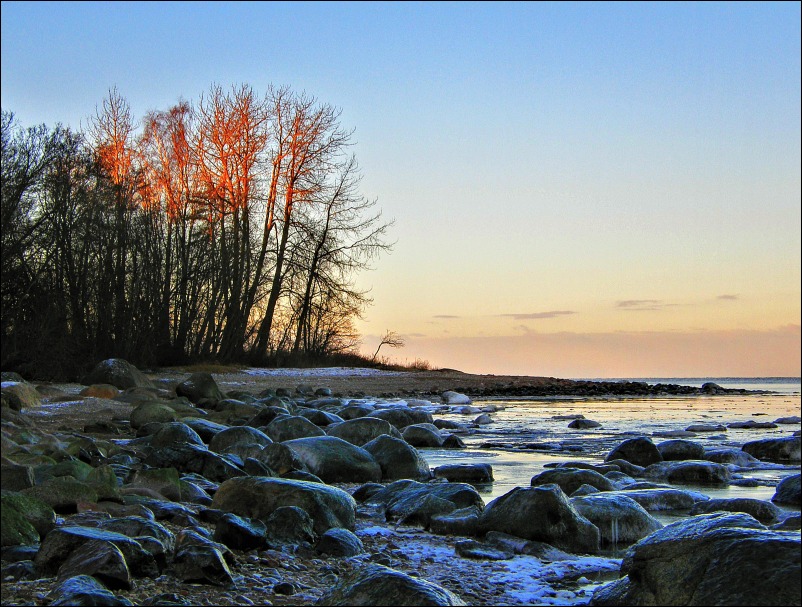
[[2, 361, 800, 606]]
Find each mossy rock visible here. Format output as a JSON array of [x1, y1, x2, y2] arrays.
[[22, 477, 99, 512], [0, 501, 39, 546], [34, 459, 94, 484], [1, 381, 41, 410], [130, 402, 178, 429], [2, 490, 56, 541]]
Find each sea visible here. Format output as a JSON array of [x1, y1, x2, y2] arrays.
[[423, 377, 801, 523]]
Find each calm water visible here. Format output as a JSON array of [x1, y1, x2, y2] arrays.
[[422, 377, 801, 513]]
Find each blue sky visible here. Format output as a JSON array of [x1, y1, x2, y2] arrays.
[[2, 1, 800, 376]]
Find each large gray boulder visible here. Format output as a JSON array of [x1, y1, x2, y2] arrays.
[[642, 460, 731, 485], [531, 468, 615, 495], [704, 448, 761, 467], [283, 436, 382, 483], [211, 476, 356, 533], [478, 485, 600, 554], [689, 498, 783, 525], [326, 417, 402, 446], [605, 437, 663, 467], [771, 474, 801, 506], [366, 479, 483, 526], [402, 423, 445, 447], [208, 426, 272, 453], [1, 381, 41, 410], [362, 434, 432, 481], [317, 563, 466, 605], [433, 463, 494, 484], [265, 415, 327, 442], [606, 487, 708, 512], [571, 494, 663, 545], [82, 359, 155, 390], [175, 372, 224, 405], [742, 436, 801, 463], [589, 513, 801, 606], [657, 439, 706, 461]]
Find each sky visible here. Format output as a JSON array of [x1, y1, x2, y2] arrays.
[[2, 1, 800, 377]]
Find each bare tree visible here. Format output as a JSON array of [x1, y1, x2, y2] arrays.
[[371, 330, 405, 363]]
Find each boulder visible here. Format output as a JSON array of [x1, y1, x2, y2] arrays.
[[56, 539, 131, 590], [642, 460, 731, 485], [742, 436, 801, 463], [478, 485, 600, 554], [283, 436, 382, 483], [211, 476, 356, 534], [568, 419, 602, 429], [429, 505, 483, 536], [264, 506, 317, 547], [149, 422, 205, 449], [774, 416, 801, 424], [531, 468, 615, 495], [1, 381, 41, 410], [175, 373, 224, 405], [298, 408, 344, 427], [1, 491, 55, 543], [704, 448, 761, 467], [772, 474, 801, 506], [689, 498, 783, 525], [256, 442, 306, 476], [79, 384, 120, 399], [326, 417, 402, 446], [605, 437, 663, 467], [610, 487, 708, 511], [442, 391, 472, 405], [571, 494, 663, 545], [657, 439, 706, 461], [402, 423, 445, 447], [589, 513, 801, 607], [265, 415, 327, 442], [433, 463, 494, 484], [47, 575, 132, 607], [82, 359, 155, 390], [171, 544, 233, 586], [212, 513, 267, 551], [317, 563, 466, 606], [129, 402, 177, 430], [685, 424, 726, 433], [315, 527, 364, 557], [35, 526, 158, 578], [366, 479, 484, 526], [208, 426, 272, 453], [362, 434, 432, 481]]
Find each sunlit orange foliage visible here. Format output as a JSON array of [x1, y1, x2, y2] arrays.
[[195, 84, 270, 221], [89, 87, 135, 190]]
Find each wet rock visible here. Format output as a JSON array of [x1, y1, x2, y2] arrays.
[[571, 494, 663, 545], [454, 539, 513, 560], [589, 513, 801, 607], [484, 531, 576, 561], [1, 491, 55, 542], [742, 436, 801, 463], [35, 526, 158, 578], [728, 419, 779, 429], [531, 468, 615, 495], [775, 416, 802, 424], [283, 436, 382, 483], [1, 381, 41, 410], [429, 505, 483, 536], [433, 463, 493, 484], [213, 512, 267, 550], [703, 448, 761, 467], [82, 358, 155, 390], [604, 459, 645, 477], [171, 544, 234, 586], [298, 408, 344, 426], [1, 496, 39, 546], [442, 434, 467, 449], [256, 442, 307, 476], [48, 575, 133, 606], [568, 419, 602, 429], [772, 474, 800, 506], [208, 426, 272, 453], [478, 485, 600, 554], [613, 487, 708, 511], [211, 476, 356, 533], [362, 434, 432, 481], [335, 404, 375, 420], [130, 402, 178, 429], [367, 480, 483, 526], [246, 405, 291, 428], [326, 417, 403, 446], [315, 527, 364, 557], [264, 506, 317, 547], [402, 423, 445, 447], [689, 497, 783, 525], [265, 415, 327, 442], [643, 460, 731, 485], [56, 539, 131, 589], [175, 373, 224, 405], [1, 462, 34, 491], [317, 563, 466, 605], [22, 476, 100, 513], [80, 384, 120, 399], [605, 437, 663, 467], [98, 516, 175, 550], [149, 422, 206, 449], [441, 391, 472, 405], [772, 515, 801, 531], [126, 468, 184, 502], [656, 439, 705, 461], [685, 424, 726, 432]]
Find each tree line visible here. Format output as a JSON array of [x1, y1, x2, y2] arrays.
[[1, 84, 392, 379]]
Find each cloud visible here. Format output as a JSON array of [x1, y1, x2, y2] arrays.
[[432, 315, 461, 319], [717, 294, 739, 301], [499, 311, 576, 320], [615, 299, 682, 311]]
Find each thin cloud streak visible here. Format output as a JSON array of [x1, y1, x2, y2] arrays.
[[499, 311, 576, 320], [717, 294, 739, 300]]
